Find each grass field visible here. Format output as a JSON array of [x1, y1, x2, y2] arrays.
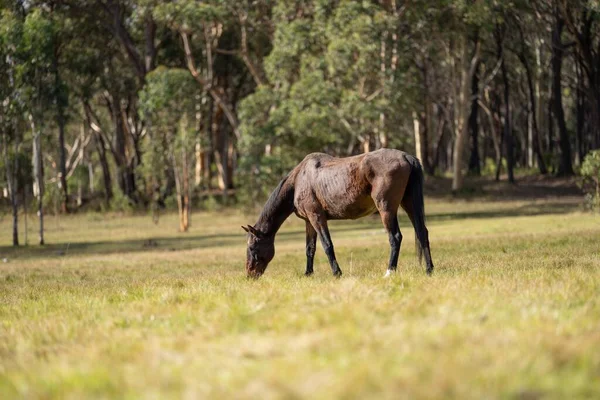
[[1, 190, 599, 399]]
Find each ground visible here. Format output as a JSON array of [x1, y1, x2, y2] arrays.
[[0, 177, 599, 399]]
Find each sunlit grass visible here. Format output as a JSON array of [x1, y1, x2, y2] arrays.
[[0, 196, 599, 399]]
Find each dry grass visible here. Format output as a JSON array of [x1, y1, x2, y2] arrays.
[[0, 195, 599, 399]]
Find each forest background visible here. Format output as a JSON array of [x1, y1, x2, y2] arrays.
[[2, 0, 600, 244]]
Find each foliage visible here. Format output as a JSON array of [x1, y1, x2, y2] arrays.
[[42, 181, 62, 215], [110, 191, 135, 214], [0, 152, 33, 191], [139, 67, 199, 201], [580, 150, 600, 211], [239, 0, 407, 202], [1, 0, 599, 224]]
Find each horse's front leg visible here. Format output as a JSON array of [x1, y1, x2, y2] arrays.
[[308, 213, 342, 277], [305, 221, 317, 276]]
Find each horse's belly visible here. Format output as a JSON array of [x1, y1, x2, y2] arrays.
[[324, 195, 376, 220]]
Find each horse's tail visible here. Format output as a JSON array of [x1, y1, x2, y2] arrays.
[[402, 154, 428, 265]]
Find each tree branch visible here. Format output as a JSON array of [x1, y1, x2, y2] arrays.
[[181, 31, 241, 140]]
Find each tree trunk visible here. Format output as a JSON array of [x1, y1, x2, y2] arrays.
[[527, 109, 533, 167], [173, 145, 190, 232], [53, 47, 69, 214], [57, 110, 68, 213], [173, 152, 185, 232], [88, 162, 94, 195], [419, 62, 434, 174], [500, 43, 515, 183], [520, 53, 548, 174], [195, 139, 203, 187], [535, 38, 548, 158], [181, 32, 241, 141], [227, 138, 235, 189], [468, 60, 480, 175], [559, 2, 600, 154], [361, 133, 371, 153], [194, 92, 205, 188], [423, 95, 435, 175], [212, 103, 229, 203], [7, 129, 19, 247], [575, 55, 585, 164], [452, 35, 480, 192], [32, 120, 45, 245], [547, 87, 555, 165], [495, 119, 505, 182], [111, 93, 137, 200], [220, 131, 229, 200], [378, 29, 388, 149], [93, 129, 113, 205], [431, 117, 446, 172], [182, 147, 190, 230], [413, 111, 423, 164], [551, 14, 574, 176]]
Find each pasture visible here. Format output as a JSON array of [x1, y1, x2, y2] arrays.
[[1, 187, 599, 398]]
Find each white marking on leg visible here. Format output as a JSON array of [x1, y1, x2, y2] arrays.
[[384, 269, 395, 278]]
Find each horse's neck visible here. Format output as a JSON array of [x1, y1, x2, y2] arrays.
[[255, 179, 295, 236]]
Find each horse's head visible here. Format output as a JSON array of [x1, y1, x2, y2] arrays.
[[242, 225, 275, 278]]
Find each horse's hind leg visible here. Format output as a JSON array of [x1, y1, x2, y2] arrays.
[[401, 194, 434, 275], [379, 209, 402, 276], [307, 213, 342, 277], [305, 221, 317, 276], [370, 175, 406, 276]]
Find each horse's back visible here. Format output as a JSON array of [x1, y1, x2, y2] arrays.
[[293, 152, 370, 219], [293, 149, 414, 220], [361, 148, 413, 175]]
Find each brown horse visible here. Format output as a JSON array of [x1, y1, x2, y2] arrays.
[[242, 148, 434, 278]]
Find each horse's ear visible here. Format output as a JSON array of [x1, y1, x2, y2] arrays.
[[241, 225, 250, 233], [246, 225, 264, 238]]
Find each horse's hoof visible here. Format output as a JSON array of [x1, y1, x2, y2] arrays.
[[384, 269, 396, 278], [304, 271, 313, 277], [333, 270, 342, 278]]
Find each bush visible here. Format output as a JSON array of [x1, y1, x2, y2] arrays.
[[43, 183, 62, 215], [110, 191, 134, 214], [580, 150, 600, 212], [481, 157, 506, 177]]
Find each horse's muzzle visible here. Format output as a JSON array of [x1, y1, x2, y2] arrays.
[[247, 271, 263, 279], [246, 263, 265, 279]]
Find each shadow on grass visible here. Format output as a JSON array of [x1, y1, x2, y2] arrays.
[[0, 200, 580, 261], [421, 200, 579, 222]]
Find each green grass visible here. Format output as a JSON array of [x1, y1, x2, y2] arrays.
[[0, 196, 599, 399]]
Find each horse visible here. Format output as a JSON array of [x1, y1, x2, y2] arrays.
[[242, 148, 434, 278]]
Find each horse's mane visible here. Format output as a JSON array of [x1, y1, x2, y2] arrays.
[[258, 174, 290, 223]]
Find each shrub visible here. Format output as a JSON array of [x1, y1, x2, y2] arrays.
[[110, 191, 134, 214], [580, 150, 600, 211]]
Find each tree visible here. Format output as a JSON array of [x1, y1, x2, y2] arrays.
[[559, 0, 600, 155], [21, 8, 56, 243], [140, 67, 199, 231], [550, 6, 574, 175]]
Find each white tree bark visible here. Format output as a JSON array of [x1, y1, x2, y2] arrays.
[[452, 36, 481, 192]]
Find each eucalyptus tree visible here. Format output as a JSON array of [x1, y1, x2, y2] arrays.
[[61, 0, 164, 202], [0, 6, 23, 246], [559, 0, 600, 157], [239, 0, 411, 201], [152, 0, 270, 198], [20, 8, 59, 244], [140, 67, 200, 231], [0, 5, 49, 245]]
